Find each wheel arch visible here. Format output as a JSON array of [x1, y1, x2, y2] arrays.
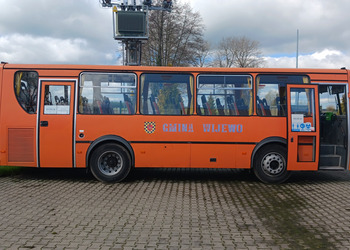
[[86, 135, 135, 169], [251, 136, 287, 169]]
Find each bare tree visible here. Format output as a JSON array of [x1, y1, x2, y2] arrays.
[[213, 36, 265, 68], [192, 40, 211, 67], [142, 0, 206, 66]]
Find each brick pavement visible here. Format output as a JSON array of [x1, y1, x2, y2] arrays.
[[0, 168, 350, 249]]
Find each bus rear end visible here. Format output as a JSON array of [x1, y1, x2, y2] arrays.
[[0, 62, 4, 166]]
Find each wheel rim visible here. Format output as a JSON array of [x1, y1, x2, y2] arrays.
[[97, 150, 123, 176], [261, 152, 286, 176]]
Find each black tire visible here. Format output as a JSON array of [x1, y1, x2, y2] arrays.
[[90, 143, 131, 183], [253, 145, 291, 184]]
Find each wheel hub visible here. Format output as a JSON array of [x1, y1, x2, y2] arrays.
[[261, 152, 285, 176], [98, 151, 123, 176], [107, 156, 118, 168]]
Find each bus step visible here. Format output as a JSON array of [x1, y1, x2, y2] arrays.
[[319, 154, 341, 167], [320, 145, 336, 155]]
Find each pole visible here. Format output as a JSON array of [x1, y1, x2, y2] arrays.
[[296, 29, 299, 68]]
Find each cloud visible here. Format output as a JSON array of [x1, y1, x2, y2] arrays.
[[0, 0, 119, 64], [184, 0, 350, 69], [0, 0, 110, 40], [0, 33, 117, 64], [265, 49, 350, 69]]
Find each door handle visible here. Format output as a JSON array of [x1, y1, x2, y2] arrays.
[[40, 121, 49, 127], [291, 137, 294, 142]]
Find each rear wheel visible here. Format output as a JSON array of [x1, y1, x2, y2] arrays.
[[90, 143, 131, 183], [253, 145, 290, 184]]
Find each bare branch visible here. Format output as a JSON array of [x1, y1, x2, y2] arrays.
[[142, 0, 206, 66], [213, 36, 265, 68]]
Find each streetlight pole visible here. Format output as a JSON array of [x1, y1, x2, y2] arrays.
[[296, 29, 299, 68]]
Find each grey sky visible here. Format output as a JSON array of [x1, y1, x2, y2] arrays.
[[184, 0, 350, 68], [0, 0, 349, 68]]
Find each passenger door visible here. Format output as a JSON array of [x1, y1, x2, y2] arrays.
[[287, 85, 320, 170], [38, 80, 76, 168]]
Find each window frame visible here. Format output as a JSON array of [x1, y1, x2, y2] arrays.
[[14, 70, 39, 114], [256, 74, 310, 117], [43, 85, 71, 115], [78, 72, 137, 115], [139, 73, 194, 116], [196, 74, 253, 116], [318, 83, 348, 116]]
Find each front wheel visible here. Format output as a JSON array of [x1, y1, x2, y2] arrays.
[[90, 143, 131, 183], [253, 145, 290, 184]]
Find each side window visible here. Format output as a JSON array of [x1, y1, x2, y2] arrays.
[[256, 75, 309, 117], [14, 71, 38, 114], [290, 88, 316, 131], [197, 75, 252, 116], [44, 85, 71, 115], [319, 85, 347, 116], [140, 74, 193, 115], [79, 73, 136, 115], [290, 88, 314, 117]]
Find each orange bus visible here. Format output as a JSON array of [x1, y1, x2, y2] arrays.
[[1, 62, 348, 183]]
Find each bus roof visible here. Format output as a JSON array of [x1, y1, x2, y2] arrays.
[[2, 63, 349, 76]]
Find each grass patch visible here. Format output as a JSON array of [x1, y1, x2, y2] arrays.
[[0, 166, 24, 177]]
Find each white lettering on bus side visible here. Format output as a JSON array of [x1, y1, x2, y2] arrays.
[[162, 123, 243, 133], [163, 123, 194, 133], [203, 124, 243, 133]]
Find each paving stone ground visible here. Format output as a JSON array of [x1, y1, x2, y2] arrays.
[[0, 168, 350, 249]]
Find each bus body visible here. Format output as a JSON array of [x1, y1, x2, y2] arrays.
[[0, 62, 349, 183]]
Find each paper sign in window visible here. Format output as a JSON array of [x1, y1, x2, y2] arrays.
[[44, 105, 70, 115], [291, 114, 304, 131]]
